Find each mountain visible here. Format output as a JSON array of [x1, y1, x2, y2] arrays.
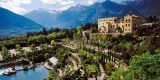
[[57, 0, 139, 28], [122, 0, 160, 16], [0, 7, 43, 37], [121, 0, 136, 5], [24, 9, 61, 27], [135, 0, 160, 16], [25, 0, 139, 28]]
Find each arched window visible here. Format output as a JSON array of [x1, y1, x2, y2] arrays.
[[126, 19, 128, 22], [128, 19, 130, 22]]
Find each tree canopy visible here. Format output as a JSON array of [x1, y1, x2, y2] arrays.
[[110, 49, 160, 80]]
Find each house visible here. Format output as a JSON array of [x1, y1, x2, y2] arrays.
[[98, 14, 143, 34]]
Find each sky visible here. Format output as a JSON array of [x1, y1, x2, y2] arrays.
[[0, 0, 127, 14]]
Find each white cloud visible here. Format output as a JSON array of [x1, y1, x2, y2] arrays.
[[59, 0, 74, 5], [87, 0, 94, 5], [40, 0, 60, 4], [81, 0, 104, 5], [40, 0, 102, 5], [40, 0, 74, 5], [0, 0, 105, 14], [0, 2, 26, 14], [41, 0, 104, 11], [4, 0, 31, 5], [57, 3, 75, 11], [0, 0, 32, 14]]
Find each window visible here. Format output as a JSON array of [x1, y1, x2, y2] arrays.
[[128, 19, 130, 22], [126, 19, 127, 22]]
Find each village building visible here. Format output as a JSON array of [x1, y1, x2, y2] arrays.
[[98, 14, 143, 34]]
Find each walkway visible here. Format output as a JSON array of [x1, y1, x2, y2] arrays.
[[97, 63, 108, 80], [44, 62, 53, 70], [58, 69, 63, 77]]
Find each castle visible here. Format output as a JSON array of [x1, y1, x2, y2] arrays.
[[98, 14, 143, 34]]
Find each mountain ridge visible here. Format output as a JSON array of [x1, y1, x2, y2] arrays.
[[25, 0, 140, 28], [121, 0, 160, 16], [24, 8, 60, 27], [0, 7, 43, 36]]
